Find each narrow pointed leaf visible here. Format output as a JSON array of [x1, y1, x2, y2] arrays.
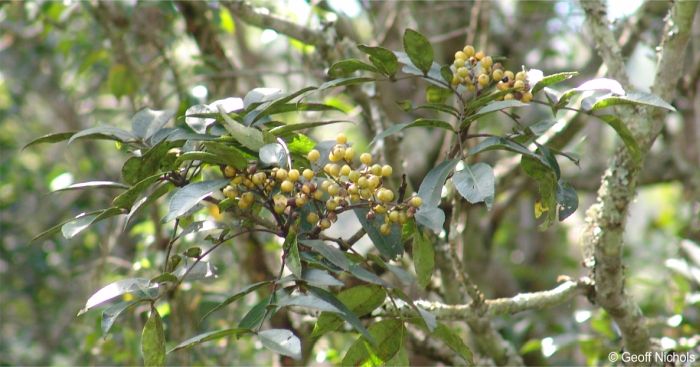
[[169, 329, 250, 353], [22, 131, 76, 150], [141, 307, 166, 367], [257, 329, 301, 360], [163, 179, 229, 222]]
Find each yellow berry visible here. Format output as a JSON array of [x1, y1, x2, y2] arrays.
[[457, 67, 469, 78], [349, 194, 360, 202], [303, 169, 314, 181], [348, 184, 359, 195], [360, 153, 372, 165], [504, 70, 515, 81], [389, 211, 399, 223], [410, 196, 423, 208], [478, 74, 489, 87], [301, 183, 312, 194], [496, 82, 509, 91], [313, 191, 324, 200], [451, 75, 463, 86], [295, 195, 307, 207], [398, 211, 408, 224], [326, 199, 338, 211], [307, 149, 320, 162], [321, 180, 331, 192], [327, 184, 340, 196], [336, 133, 347, 145], [454, 51, 467, 60], [370, 164, 382, 176], [280, 180, 294, 193], [238, 199, 251, 209], [481, 56, 493, 69], [344, 147, 355, 162], [453, 58, 465, 68], [380, 223, 391, 235], [359, 188, 372, 199], [373, 204, 387, 214], [241, 191, 254, 204], [467, 84, 476, 92], [377, 188, 394, 202], [319, 218, 331, 229], [328, 151, 342, 162], [348, 170, 360, 182], [367, 175, 380, 189], [275, 168, 288, 181], [358, 176, 369, 189], [463, 45, 475, 57], [329, 164, 340, 177], [504, 93, 514, 100], [340, 164, 352, 177], [223, 185, 237, 199], [515, 71, 526, 81], [492, 69, 504, 81], [252, 172, 266, 186], [474, 51, 485, 60], [224, 166, 237, 178], [521, 91, 533, 103], [288, 169, 300, 182], [513, 80, 525, 91], [306, 212, 319, 224], [381, 165, 393, 177], [231, 176, 243, 185]]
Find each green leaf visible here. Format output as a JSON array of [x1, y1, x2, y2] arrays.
[[369, 123, 410, 146], [531, 71, 578, 94], [589, 91, 676, 112], [257, 329, 301, 360], [453, 162, 495, 210], [79, 278, 156, 316], [556, 181, 578, 221], [268, 120, 352, 136], [287, 134, 316, 154], [328, 59, 379, 77], [412, 103, 460, 117], [415, 206, 445, 234], [301, 269, 343, 287], [285, 233, 302, 279], [203, 141, 248, 169], [68, 126, 138, 145], [201, 281, 272, 322], [163, 179, 229, 222], [131, 108, 174, 141], [307, 287, 373, 343], [341, 319, 405, 366], [440, 65, 453, 85], [348, 264, 387, 286], [370, 118, 455, 146], [259, 143, 287, 167], [244, 87, 319, 125], [520, 156, 558, 230], [121, 141, 175, 185], [353, 208, 403, 259], [217, 105, 265, 151], [169, 329, 250, 353], [22, 131, 75, 150], [417, 159, 459, 207], [433, 323, 474, 366], [276, 293, 343, 313], [300, 240, 349, 270], [52, 181, 129, 193], [402, 29, 433, 75], [31, 209, 105, 243], [558, 78, 625, 106], [468, 136, 536, 159], [319, 76, 375, 91], [102, 300, 143, 336], [596, 115, 641, 162], [426, 85, 451, 104], [413, 228, 435, 289], [173, 152, 228, 167], [113, 174, 162, 209], [243, 88, 283, 106], [312, 285, 387, 338], [142, 307, 166, 367], [474, 100, 528, 117], [61, 207, 124, 239], [239, 295, 272, 330], [358, 45, 399, 77]]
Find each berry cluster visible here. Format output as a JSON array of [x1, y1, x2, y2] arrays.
[[221, 134, 422, 236], [451, 45, 533, 103]]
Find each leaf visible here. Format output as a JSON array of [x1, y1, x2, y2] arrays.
[[132, 108, 174, 140], [416, 306, 437, 332], [589, 91, 676, 112], [68, 126, 138, 145], [474, 100, 528, 117], [341, 319, 404, 366], [308, 287, 373, 342], [202, 142, 248, 169], [413, 228, 435, 289], [301, 269, 343, 287], [79, 278, 156, 316], [62, 207, 124, 239], [453, 163, 495, 209], [433, 323, 474, 366], [238, 295, 271, 329], [142, 307, 166, 367], [596, 115, 641, 162], [169, 329, 250, 353], [244, 87, 319, 125], [358, 45, 399, 77], [353, 208, 403, 259], [173, 152, 228, 167], [216, 105, 265, 151], [402, 29, 433, 75], [185, 104, 216, 134], [415, 206, 445, 234], [468, 136, 536, 159], [556, 181, 578, 221], [369, 118, 456, 146], [268, 120, 352, 136], [559, 78, 625, 105], [52, 181, 129, 193], [243, 88, 283, 106], [121, 141, 175, 185], [318, 76, 375, 91], [417, 159, 459, 207], [300, 240, 349, 271], [259, 143, 287, 167], [200, 281, 272, 321], [285, 233, 302, 279], [163, 179, 229, 222], [257, 329, 301, 360], [520, 156, 558, 229], [22, 131, 75, 150], [312, 285, 387, 338], [328, 59, 379, 77], [287, 134, 316, 154], [276, 293, 342, 313], [113, 174, 162, 209], [531, 71, 578, 94], [528, 120, 557, 136], [426, 85, 452, 104], [102, 299, 143, 336], [348, 264, 387, 286], [440, 65, 453, 85]]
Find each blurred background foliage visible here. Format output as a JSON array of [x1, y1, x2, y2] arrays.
[[1, 0, 699, 365]]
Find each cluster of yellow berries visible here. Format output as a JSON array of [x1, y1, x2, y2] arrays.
[[220, 133, 423, 236], [451, 45, 533, 103]]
